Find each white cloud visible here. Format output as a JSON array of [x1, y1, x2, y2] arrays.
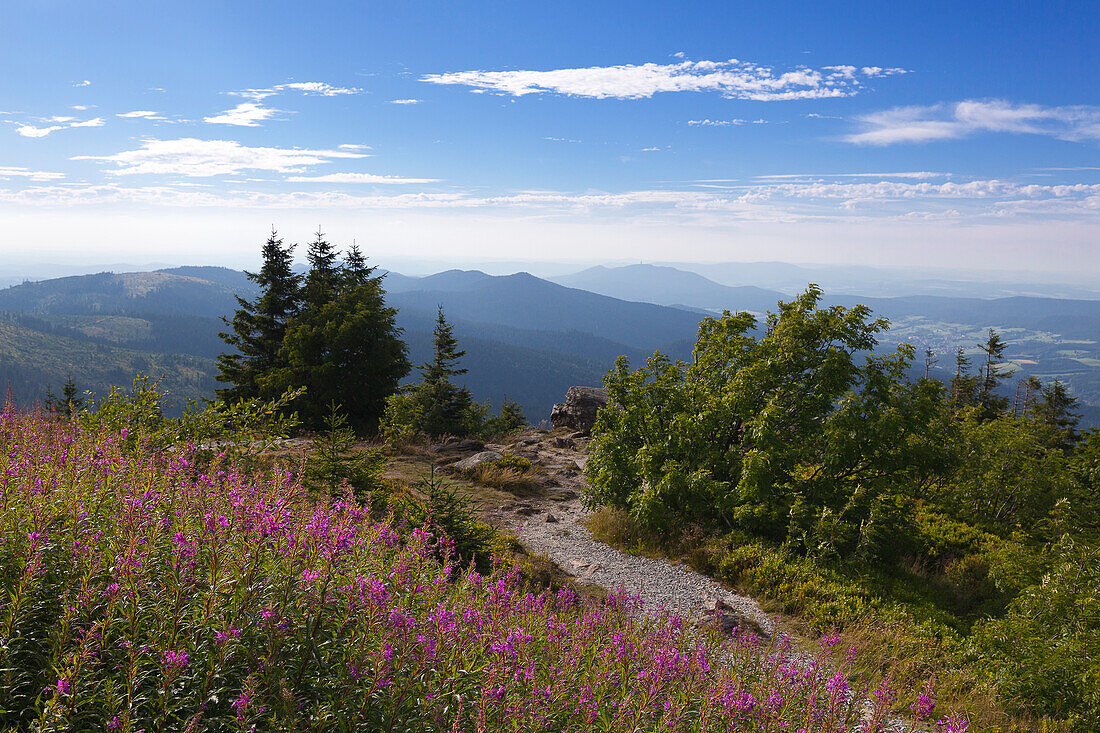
[[204, 103, 278, 127], [275, 82, 360, 96], [118, 110, 163, 119], [71, 105, 91, 111], [7, 177, 1096, 227], [0, 166, 64, 181], [230, 82, 362, 101], [846, 100, 1100, 145], [73, 137, 369, 177], [387, 98, 421, 104], [14, 123, 65, 138], [73, 80, 91, 87], [286, 172, 440, 184], [338, 144, 373, 151], [860, 66, 909, 78], [12, 115, 105, 137], [688, 118, 745, 126], [757, 172, 947, 180], [422, 58, 904, 101]]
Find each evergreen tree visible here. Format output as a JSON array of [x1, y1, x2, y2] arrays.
[[302, 229, 340, 309], [273, 243, 409, 431], [61, 375, 82, 416], [977, 329, 1013, 419], [950, 348, 978, 409], [216, 229, 301, 401], [343, 241, 374, 285], [303, 401, 386, 502], [415, 306, 474, 437], [1029, 380, 1081, 451]]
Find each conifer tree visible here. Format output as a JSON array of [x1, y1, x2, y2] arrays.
[[1029, 380, 1081, 451], [273, 241, 409, 430], [61, 375, 82, 416], [413, 306, 474, 437], [302, 229, 340, 309], [216, 228, 301, 401], [950, 348, 978, 409], [977, 328, 1013, 419]]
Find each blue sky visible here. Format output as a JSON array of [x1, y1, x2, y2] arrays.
[[1, 0, 1098, 273]]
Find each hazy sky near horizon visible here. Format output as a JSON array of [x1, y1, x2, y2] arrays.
[[1, 1, 1098, 274]]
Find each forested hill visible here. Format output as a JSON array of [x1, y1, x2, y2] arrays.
[[0, 270, 250, 318], [5, 263, 1100, 420]]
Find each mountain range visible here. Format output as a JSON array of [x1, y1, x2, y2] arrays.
[[2, 262, 1099, 424]]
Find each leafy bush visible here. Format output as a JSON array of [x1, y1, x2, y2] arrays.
[[585, 287, 950, 560], [969, 535, 1100, 728]]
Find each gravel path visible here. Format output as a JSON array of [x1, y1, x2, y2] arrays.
[[483, 432, 775, 637]]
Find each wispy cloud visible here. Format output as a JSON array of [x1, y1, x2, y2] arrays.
[[846, 100, 1100, 145], [10, 116, 103, 137], [118, 110, 165, 119], [756, 172, 948, 180], [0, 166, 64, 181], [286, 172, 440, 184], [688, 119, 745, 126], [231, 82, 362, 101], [422, 59, 906, 100], [204, 102, 279, 127], [387, 98, 421, 105], [73, 138, 369, 177], [73, 80, 91, 87], [8, 176, 1095, 228], [276, 82, 361, 96]]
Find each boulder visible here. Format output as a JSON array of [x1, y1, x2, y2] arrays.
[[451, 450, 502, 471], [550, 386, 608, 432]]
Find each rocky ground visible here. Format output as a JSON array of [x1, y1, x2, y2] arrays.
[[444, 428, 779, 638]]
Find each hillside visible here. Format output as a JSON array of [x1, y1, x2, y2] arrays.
[[0, 270, 244, 319], [0, 317, 217, 411], [388, 272, 702, 351]]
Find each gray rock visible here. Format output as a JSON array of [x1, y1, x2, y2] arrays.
[[544, 513, 559, 523], [553, 436, 576, 449], [550, 386, 608, 432], [452, 450, 501, 471], [429, 438, 485, 454]]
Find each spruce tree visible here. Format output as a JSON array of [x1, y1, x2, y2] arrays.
[[415, 306, 474, 437], [302, 229, 340, 308], [273, 241, 409, 431], [216, 229, 301, 401], [61, 375, 82, 416], [977, 328, 1013, 419], [949, 348, 978, 409], [1029, 380, 1081, 451]]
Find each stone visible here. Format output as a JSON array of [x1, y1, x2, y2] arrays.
[[428, 438, 485, 454], [712, 599, 767, 638], [544, 513, 558, 523], [451, 450, 501, 471], [553, 436, 576, 449], [550, 386, 608, 432]]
